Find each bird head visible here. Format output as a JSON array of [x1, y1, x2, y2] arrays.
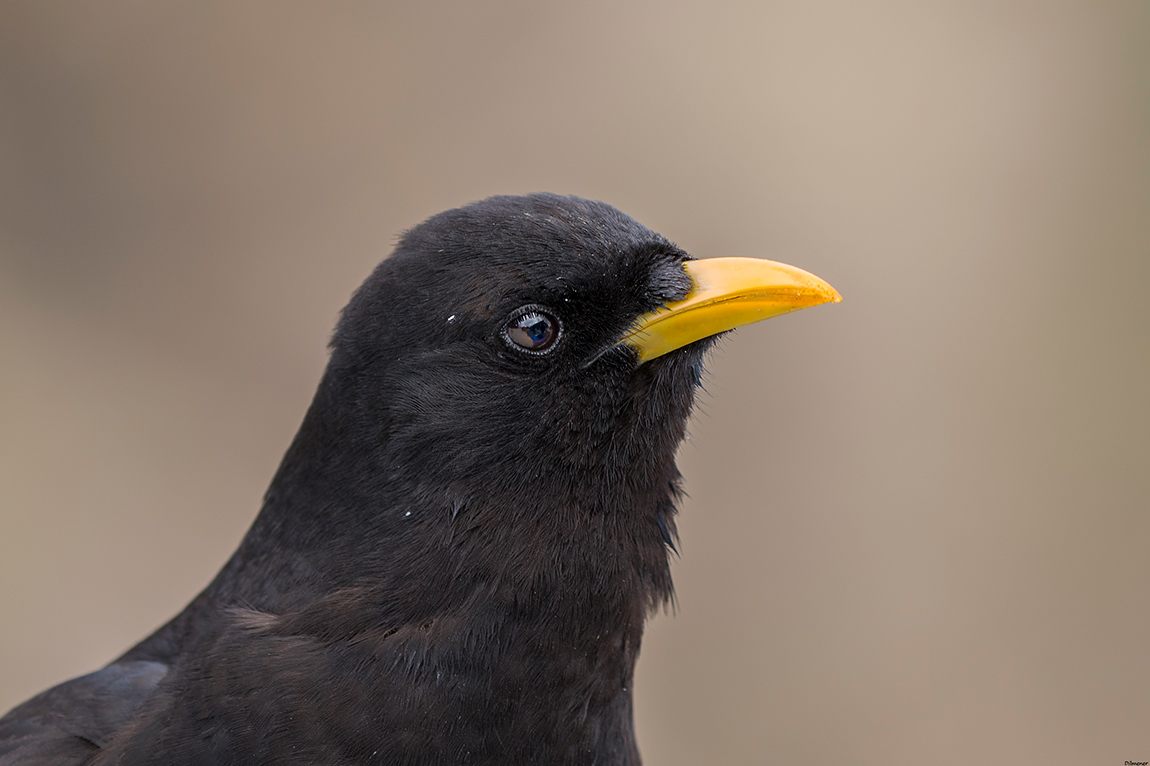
[[326, 194, 837, 512]]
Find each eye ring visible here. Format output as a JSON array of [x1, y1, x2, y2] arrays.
[[503, 306, 561, 355]]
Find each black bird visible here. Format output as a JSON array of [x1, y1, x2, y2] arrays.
[[0, 194, 839, 765]]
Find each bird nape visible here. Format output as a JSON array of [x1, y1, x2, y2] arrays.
[[0, 194, 839, 766]]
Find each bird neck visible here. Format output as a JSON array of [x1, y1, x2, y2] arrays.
[[146, 365, 677, 651]]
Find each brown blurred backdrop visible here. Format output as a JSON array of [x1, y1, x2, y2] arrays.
[[1, 1, 1147, 763]]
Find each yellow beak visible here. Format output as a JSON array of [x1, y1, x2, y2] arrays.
[[623, 257, 842, 363]]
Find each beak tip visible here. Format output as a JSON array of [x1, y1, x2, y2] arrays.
[[809, 282, 841, 306]]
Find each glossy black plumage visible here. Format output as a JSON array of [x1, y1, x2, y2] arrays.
[[1, 194, 719, 765]]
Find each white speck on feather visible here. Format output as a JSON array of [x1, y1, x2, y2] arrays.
[[447, 315, 456, 323], [404, 511, 411, 517]]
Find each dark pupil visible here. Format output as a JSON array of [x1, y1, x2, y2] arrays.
[[508, 313, 555, 350]]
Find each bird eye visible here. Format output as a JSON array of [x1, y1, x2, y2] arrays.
[[505, 308, 559, 354]]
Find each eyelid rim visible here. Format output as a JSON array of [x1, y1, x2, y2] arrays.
[[502, 304, 562, 355]]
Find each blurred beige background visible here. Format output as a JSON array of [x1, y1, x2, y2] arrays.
[[1, 1, 1147, 763]]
